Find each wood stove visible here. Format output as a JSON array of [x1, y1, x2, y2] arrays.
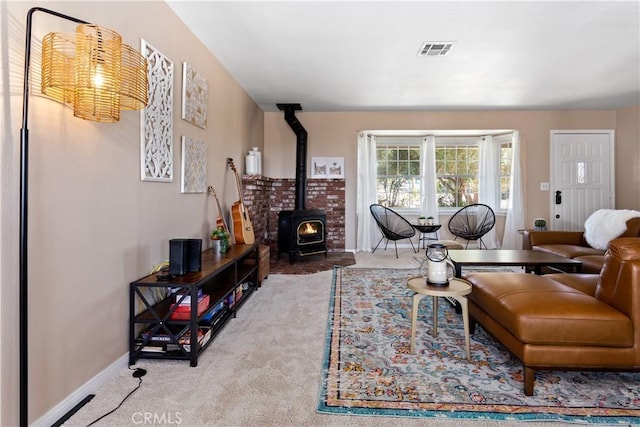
[[276, 103, 328, 263], [278, 209, 327, 263]]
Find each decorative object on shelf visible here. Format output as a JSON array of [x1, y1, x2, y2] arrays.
[[245, 147, 262, 175], [181, 136, 206, 193], [141, 39, 174, 182], [181, 62, 208, 129], [19, 7, 150, 426], [311, 157, 344, 179], [533, 218, 547, 231], [211, 226, 230, 253]]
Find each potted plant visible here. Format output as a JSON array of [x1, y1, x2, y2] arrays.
[[533, 218, 547, 231], [211, 226, 230, 253], [418, 216, 427, 225], [426, 216, 435, 225]]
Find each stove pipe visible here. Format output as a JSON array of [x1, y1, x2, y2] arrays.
[[277, 103, 307, 211]]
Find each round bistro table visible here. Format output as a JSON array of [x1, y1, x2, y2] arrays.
[[407, 276, 472, 360], [412, 224, 442, 249]]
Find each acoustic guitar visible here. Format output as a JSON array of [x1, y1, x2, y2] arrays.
[[227, 158, 255, 245], [207, 185, 229, 235]]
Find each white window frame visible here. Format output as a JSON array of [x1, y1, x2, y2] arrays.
[[374, 134, 513, 216]]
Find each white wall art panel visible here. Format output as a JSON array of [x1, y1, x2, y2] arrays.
[[181, 62, 208, 129], [181, 136, 207, 193], [141, 39, 174, 182]]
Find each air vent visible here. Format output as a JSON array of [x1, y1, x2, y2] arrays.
[[417, 41, 455, 57]]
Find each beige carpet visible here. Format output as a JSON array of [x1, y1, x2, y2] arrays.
[[63, 248, 569, 427]]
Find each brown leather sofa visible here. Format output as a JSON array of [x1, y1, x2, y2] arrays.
[[523, 217, 640, 273], [464, 237, 640, 395]]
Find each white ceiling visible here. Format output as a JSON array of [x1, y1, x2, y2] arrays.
[[167, 1, 640, 113]]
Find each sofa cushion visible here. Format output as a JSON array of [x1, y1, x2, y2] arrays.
[[574, 255, 606, 274], [467, 272, 633, 347], [532, 244, 604, 259], [544, 273, 598, 296]]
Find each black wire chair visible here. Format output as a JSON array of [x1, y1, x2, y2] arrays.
[[369, 204, 417, 258], [447, 203, 496, 249]]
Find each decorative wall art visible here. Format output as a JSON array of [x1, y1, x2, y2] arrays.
[[140, 39, 174, 182], [311, 157, 345, 179], [181, 62, 208, 129], [181, 136, 207, 193]]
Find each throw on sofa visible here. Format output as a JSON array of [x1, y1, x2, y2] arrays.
[[523, 216, 640, 273], [464, 237, 640, 396]]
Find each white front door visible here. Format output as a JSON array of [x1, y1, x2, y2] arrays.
[[550, 130, 614, 231]]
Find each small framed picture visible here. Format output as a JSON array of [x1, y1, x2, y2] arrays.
[[311, 157, 344, 179]]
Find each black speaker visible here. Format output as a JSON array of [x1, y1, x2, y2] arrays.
[[186, 238, 202, 272], [169, 239, 202, 275]]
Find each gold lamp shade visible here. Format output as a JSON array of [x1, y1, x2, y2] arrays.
[[41, 32, 75, 104], [41, 23, 148, 122]]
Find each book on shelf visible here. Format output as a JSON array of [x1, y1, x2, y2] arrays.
[[169, 294, 210, 320], [175, 289, 204, 306], [166, 327, 212, 352], [137, 324, 187, 344], [201, 300, 226, 323]]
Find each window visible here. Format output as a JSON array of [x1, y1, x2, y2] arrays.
[[374, 134, 514, 212], [499, 140, 512, 209], [435, 144, 479, 208], [376, 144, 421, 208]]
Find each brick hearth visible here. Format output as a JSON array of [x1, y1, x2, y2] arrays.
[[242, 175, 345, 252]]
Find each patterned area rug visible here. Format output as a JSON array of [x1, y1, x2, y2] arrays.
[[318, 267, 640, 424]]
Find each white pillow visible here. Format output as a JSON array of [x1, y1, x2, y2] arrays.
[[584, 209, 640, 250]]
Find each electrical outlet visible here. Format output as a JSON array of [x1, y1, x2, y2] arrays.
[[540, 182, 549, 191]]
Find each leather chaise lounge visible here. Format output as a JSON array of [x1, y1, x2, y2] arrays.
[[464, 237, 640, 395]]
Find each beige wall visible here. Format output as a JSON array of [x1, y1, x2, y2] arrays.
[[264, 109, 639, 249], [1, 1, 263, 423], [615, 105, 640, 210]]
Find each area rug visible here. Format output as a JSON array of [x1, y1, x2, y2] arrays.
[[270, 250, 355, 274], [318, 267, 640, 424]]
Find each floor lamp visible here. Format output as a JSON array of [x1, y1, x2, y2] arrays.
[[19, 7, 147, 426]]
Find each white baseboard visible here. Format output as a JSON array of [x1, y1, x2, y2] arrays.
[[32, 353, 129, 427]]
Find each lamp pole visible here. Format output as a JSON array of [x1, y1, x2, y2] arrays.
[[20, 8, 89, 426]]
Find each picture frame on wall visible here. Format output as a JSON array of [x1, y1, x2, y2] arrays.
[[181, 62, 208, 129], [181, 136, 207, 193], [311, 157, 344, 179], [140, 39, 174, 182]]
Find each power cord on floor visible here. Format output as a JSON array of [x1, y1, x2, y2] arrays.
[[85, 366, 147, 427]]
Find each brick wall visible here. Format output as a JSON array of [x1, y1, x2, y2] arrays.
[[242, 176, 345, 252]]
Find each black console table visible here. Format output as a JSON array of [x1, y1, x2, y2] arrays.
[[129, 244, 259, 367]]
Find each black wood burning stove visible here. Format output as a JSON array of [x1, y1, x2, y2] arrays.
[[276, 103, 328, 264], [278, 209, 326, 263]]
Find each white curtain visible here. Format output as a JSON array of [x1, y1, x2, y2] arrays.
[[478, 135, 500, 248], [420, 136, 439, 220], [356, 133, 378, 252], [502, 131, 525, 249]]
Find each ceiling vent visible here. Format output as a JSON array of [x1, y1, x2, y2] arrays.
[[417, 41, 455, 57]]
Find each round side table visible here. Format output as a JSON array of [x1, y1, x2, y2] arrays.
[[407, 277, 472, 360], [412, 224, 442, 249]]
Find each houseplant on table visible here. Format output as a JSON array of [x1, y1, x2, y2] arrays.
[[211, 226, 230, 253], [533, 218, 547, 231]]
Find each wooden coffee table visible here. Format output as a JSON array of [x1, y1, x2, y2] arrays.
[[448, 249, 583, 277]]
